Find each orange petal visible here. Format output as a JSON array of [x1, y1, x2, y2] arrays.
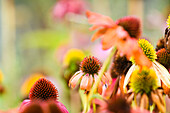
[[69, 71, 81, 86], [80, 74, 89, 90], [133, 47, 152, 68], [86, 10, 116, 30], [86, 74, 93, 91], [69, 71, 84, 88], [91, 28, 107, 42]]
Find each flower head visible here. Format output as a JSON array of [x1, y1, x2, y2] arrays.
[[167, 14, 170, 28], [156, 38, 165, 51], [116, 16, 141, 39], [53, 0, 87, 20], [111, 55, 132, 78], [156, 48, 170, 69], [69, 56, 111, 94], [20, 78, 68, 113], [129, 66, 159, 95], [86, 11, 152, 68], [29, 78, 58, 101]]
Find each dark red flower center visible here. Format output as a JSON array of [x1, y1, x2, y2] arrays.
[[80, 56, 101, 75], [29, 78, 58, 101]]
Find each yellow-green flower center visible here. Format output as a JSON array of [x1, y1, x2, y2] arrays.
[[129, 66, 158, 95]]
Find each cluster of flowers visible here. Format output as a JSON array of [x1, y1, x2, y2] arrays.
[[2, 9, 169, 113], [67, 11, 170, 113]]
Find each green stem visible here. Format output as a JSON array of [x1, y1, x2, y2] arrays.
[[85, 47, 117, 112]]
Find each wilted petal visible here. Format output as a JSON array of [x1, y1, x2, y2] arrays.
[[86, 10, 116, 30], [80, 74, 89, 90], [86, 74, 93, 91], [69, 71, 84, 88]]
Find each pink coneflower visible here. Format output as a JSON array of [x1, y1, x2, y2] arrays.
[[86, 10, 152, 68], [69, 56, 111, 94], [52, 0, 87, 20], [20, 78, 68, 113]]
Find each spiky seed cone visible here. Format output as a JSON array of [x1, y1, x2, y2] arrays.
[[111, 55, 132, 77], [116, 16, 141, 39], [156, 48, 170, 69], [80, 56, 101, 75], [138, 39, 157, 62], [29, 78, 58, 101]]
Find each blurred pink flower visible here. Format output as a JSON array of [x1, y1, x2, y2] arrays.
[[53, 0, 87, 20]]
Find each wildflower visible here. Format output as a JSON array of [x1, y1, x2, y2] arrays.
[[69, 56, 111, 94], [20, 78, 68, 113], [86, 11, 152, 67], [123, 39, 170, 92], [53, 0, 87, 20], [63, 48, 84, 67], [62, 48, 85, 82], [21, 73, 44, 98]]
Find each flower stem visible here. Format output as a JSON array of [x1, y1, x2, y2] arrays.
[[85, 46, 117, 112]]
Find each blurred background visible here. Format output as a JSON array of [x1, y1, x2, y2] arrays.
[[0, 0, 169, 112]]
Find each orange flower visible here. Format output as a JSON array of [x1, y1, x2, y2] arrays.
[[86, 11, 152, 68], [69, 56, 112, 94]]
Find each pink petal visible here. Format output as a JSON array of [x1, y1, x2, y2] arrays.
[[69, 71, 84, 88], [80, 74, 89, 90], [86, 10, 116, 30]]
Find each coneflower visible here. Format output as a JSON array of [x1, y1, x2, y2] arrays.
[[29, 78, 58, 101], [69, 56, 111, 94], [124, 39, 170, 92], [20, 78, 68, 113]]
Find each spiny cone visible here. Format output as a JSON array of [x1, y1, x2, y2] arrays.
[[80, 56, 101, 75], [116, 16, 141, 39], [156, 48, 170, 69], [29, 78, 58, 101]]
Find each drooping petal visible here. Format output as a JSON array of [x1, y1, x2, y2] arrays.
[[153, 61, 170, 88], [133, 47, 152, 68], [86, 74, 93, 91], [86, 10, 116, 31], [69, 71, 84, 88], [94, 74, 103, 94], [123, 64, 136, 92], [80, 74, 89, 90], [91, 28, 107, 42]]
